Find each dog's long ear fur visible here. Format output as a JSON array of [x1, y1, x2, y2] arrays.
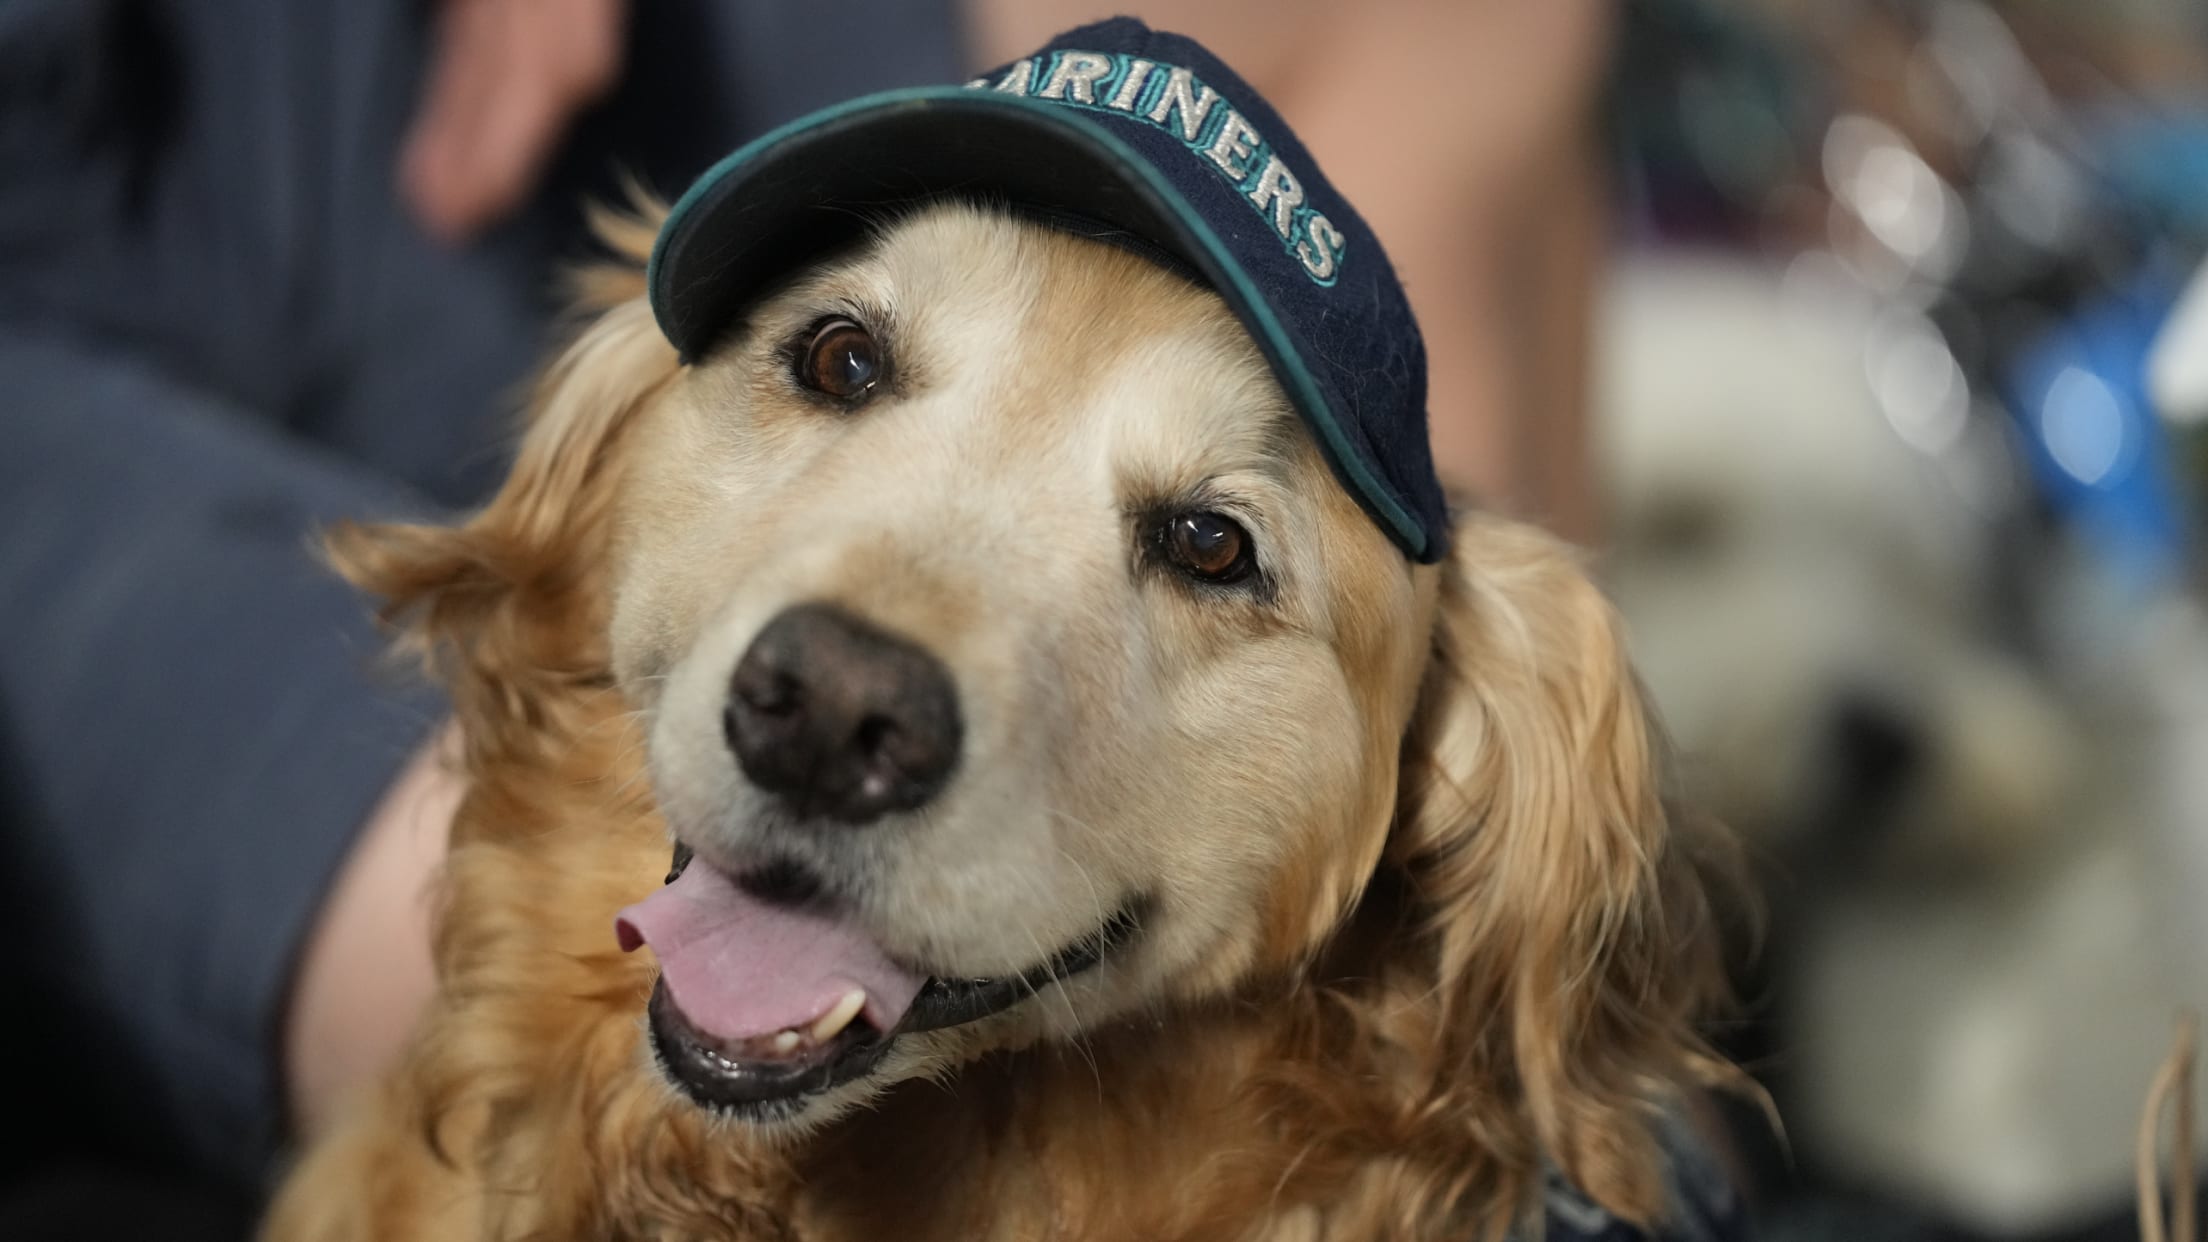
[[1392, 515, 1738, 1232], [328, 206, 677, 760]]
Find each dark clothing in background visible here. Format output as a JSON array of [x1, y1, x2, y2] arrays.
[[0, 0, 964, 1196]]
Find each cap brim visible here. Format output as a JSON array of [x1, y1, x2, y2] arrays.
[[648, 87, 1428, 560]]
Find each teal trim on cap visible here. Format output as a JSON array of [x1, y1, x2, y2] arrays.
[[646, 86, 1429, 561]]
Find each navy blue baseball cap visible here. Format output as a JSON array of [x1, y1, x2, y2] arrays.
[[648, 18, 1447, 562]]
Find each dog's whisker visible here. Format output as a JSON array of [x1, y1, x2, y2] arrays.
[[1039, 809, 1115, 930], [1029, 811, 1124, 1094], [1042, 893, 1117, 1078], [1011, 914, 1105, 1094]]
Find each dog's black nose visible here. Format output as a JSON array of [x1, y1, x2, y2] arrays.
[[724, 604, 962, 824], [1824, 690, 1925, 831]]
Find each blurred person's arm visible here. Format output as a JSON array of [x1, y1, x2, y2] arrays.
[[400, 0, 629, 243], [969, 0, 1614, 541], [282, 728, 458, 1139]]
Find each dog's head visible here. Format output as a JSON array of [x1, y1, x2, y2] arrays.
[[607, 205, 1437, 1096], [345, 201, 1728, 1226], [1598, 257, 2077, 875]]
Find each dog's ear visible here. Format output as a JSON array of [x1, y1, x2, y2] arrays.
[[1391, 515, 1738, 1228], [327, 204, 678, 745]]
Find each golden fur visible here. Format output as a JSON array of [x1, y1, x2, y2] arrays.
[[264, 201, 1737, 1242]]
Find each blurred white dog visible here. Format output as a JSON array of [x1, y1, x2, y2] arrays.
[[1596, 254, 2208, 1234]]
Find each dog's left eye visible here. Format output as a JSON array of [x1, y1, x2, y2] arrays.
[[796, 317, 884, 402], [1163, 511, 1255, 584]]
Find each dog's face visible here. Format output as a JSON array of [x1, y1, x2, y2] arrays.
[[599, 206, 1434, 1126]]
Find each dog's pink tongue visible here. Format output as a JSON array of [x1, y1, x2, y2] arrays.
[[615, 863, 925, 1041]]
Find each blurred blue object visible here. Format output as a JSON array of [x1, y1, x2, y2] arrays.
[[2091, 107, 2208, 242], [2004, 261, 2193, 590]]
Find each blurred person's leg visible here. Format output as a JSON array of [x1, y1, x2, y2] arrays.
[[0, 0, 539, 1188], [0, 0, 483, 1188], [0, 328, 447, 1183], [968, 0, 1615, 541]]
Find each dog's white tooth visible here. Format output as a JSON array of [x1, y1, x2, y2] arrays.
[[810, 988, 867, 1043], [771, 1030, 803, 1055]]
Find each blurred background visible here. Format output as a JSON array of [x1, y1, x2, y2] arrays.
[[4, 1, 2207, 1239], [1598, 2, 2208, 1239]]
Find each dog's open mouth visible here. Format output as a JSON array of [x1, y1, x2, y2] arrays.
[[616, 849, 1140, 1116]]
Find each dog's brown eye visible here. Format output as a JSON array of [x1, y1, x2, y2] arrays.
[[797, 318, 883, 401], [1165, 512, 1253, 582]]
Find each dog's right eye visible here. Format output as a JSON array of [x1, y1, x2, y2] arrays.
[[1160, 511, 1256, 585], [795, 318, 885, 403]]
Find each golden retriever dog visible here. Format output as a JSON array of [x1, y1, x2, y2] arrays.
[[263, 201, 1736, 1241]]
